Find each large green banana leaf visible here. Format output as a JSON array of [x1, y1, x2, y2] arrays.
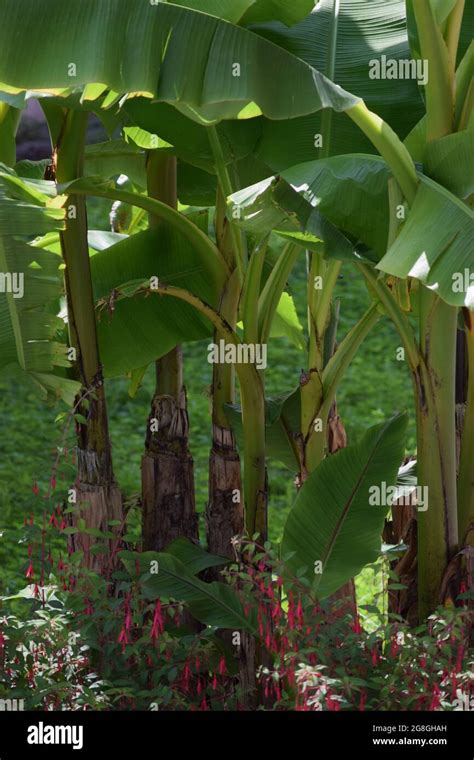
[[123, 100, 262, 173], [228, 155, 392, 261], [164, 538, 229, 575], [172, 0, 314, 26], [0, 0, 359, 124], [251, 0, 425, 170], [377, 175, 474, 309], [281, 414, 408, 598], [90, 225, 223, 376], [121, 1, 424, 177], [169, 0, 256, 24], [120, 550, 255, 632], [230, 155, 474, 308], [424, 128, 474, 202], [85, 140, 147, 188], [0, 170, 79, 403]]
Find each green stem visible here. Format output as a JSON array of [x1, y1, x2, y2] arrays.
[[212, 271, 241, 429], [347, 102, 418, 205], [56, 111, 99, 387], [146, 151, 183, 401], [146, 151, 177, 223], [56, 110, 117, 492], [0, 102, 19, 166], [458, 309, 474, 544], [258, 241, 299, 345], [445, 0, 465, 69], [304, 302, 380, 470], [357, 264, 419, 372], [321, 302, 380, 420], [308, 254, 342, 368], [300, 0, 343, 475], [208, 125, 245, 283], [242, 237, 267, 345], [413, 0, 454, 140]]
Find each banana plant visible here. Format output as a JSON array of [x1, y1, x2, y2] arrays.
[[1, 1, 469, 613], [228, 0, 473, 619], [0, 0, 433, 550]]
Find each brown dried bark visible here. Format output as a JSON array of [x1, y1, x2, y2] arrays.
[[142, 389, 198, 551], [206, 424, 243, 558]]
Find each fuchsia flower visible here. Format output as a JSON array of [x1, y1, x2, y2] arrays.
[[150, 599, 164, 641], [181, 661, 191, 693], [288, 592, 295, 630], [118, 627, 129, 652], [25, 560, 34, 579], [32, 481, 39, 496], [429, 683, 441, 711], [124, 599, 133, 631], [351, 616, 362, 634]]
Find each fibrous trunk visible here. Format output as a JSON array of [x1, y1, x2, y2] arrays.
[[55, 110, 122, 573], [142, 349, 198, 551], [206, 271, 244, 560], [141, 154, 198, 551]]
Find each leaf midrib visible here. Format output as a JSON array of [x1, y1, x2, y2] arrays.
[[315, 420, 391, 588]]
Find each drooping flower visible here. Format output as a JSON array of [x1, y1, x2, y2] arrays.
[[351, 616, 362, 634], [150, 599, 164, 641], [118, 627, 129, 652], [218, 655, 226, 676], [428, 683, 441, 711]]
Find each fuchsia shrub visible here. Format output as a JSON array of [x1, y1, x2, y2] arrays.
[[0, 526, 472, 711]]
